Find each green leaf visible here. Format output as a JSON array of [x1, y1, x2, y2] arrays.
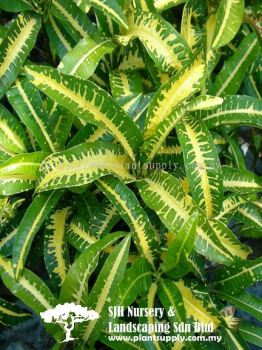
[[219, 328, 249, 350], [60, 232, 124, 304], [197, 95, 262, 129], [0, 297, 31, 326], [163, 212, 198, 272], [153, 0, 185, 12], [66, 214, 97, 251], [235, 203, 262, 231], [36, 142, 134, 192], [210, 33, 259, 97], [113, 258, 152, 309], [59, 32, 116, 79], [45, 13, 74, 59], [158, 279, 186, 323], [51, 0, 95, 41], [89, 198, 120, 237], [176, 114, 223, 218], [175, 279, 221, 328], [0, 12, 41, 98], [80, 235, 130, 343], [0, 152, 48, 196], [0, 104, 28, 159], [215, 290, 262, 322], [181, 0, 206, 51], [240, 321, 262, 348], [222, 166, 262, 194], [12, 191, 63, 279], [110, 70, 143, 99], [117, 10, 192, 74], [216, 194, 255, 224], [213, 257, 262, 295], [209, 219, 251, 260], [7, 78, 58, 152], [96, 176, 159, 267], [0, 256, 57, 315], [24, 65, 142, 161], [43, 207, 70, 288], [212, 0, 244, 49], [137, 170, 234, 265], [87, 0, 128, 29], [0, 0, 33, 12]]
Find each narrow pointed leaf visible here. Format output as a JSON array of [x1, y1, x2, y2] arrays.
[[60, 33, 116, 79], [36, 142, 134, 192], [87, 0, 128, 29], [212, 0, 244, 49], [222, 166, 262, 194], [117, 10, 192, 74], [144, 54, 205, 139], [0, 297, 31, 326], [12, 191, 63, 278], [213, 257, 262, 295], [153, 0, 185, 12], [96, 176, 159, 267], [137, 170, 234, 265], [210, 33, 259, 97], [177, 114, 223, 218], [81, 235, 130, 343], [235, 203, 262, 231], [24, 65, 142, 161], [66, 215, 97, 251], [197, 95, 262, 129], [0, 152, 48, 196], [60, 232, 124, 304], [215, 291, 262, 322], [163, 212, 198, 272], [44, 207, 70, 287], [0, 12, 41, 98], [0, 104, 28, 157], [7, 78, 58, 152]]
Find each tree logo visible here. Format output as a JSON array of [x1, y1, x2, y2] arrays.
[[40, 303, 99, 343]]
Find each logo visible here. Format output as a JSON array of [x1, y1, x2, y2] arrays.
[[40, 303, 99, 343]]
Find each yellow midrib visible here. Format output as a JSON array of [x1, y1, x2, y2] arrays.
[[0, 16, 37, 79]]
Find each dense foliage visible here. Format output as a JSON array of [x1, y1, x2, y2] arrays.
[[0, 0, 261, 349]]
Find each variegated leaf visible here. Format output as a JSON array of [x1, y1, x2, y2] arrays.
[[222, 166, 262, 194], [0, 104, 28, 160], [210, 33, 259, 97], [117, 10, 192, 74], [7, 78, 58, 152], [66, 215, 97, 251], [87, 0, 128, 29], [96, 176, 159, 267], [0, 152, 48, 196], [197, 95, 262, 129], [80, 236, 130, 342], [154, 0, 185, 12], [59, 32, 116, 79], [212, 0, 244, 49], [60, 232, 124, 304], [36, 142, 134, 192], [144, 54, 205, 139], [213, 257, 262, 295], [110, 70, 143, 98], [44, 207, 70, 287], [137, 170, 234, 265], [24, 65, 142, 161], [12, 191, 63, 278], [0, 12, 41, 98], [51, 0, 95, 41], [176, 114, 222, 218], [0, 297, 31, 326], [175, 279, 221, 328]]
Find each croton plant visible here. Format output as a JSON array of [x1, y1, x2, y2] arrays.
[[0, 0, 261, 349]]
